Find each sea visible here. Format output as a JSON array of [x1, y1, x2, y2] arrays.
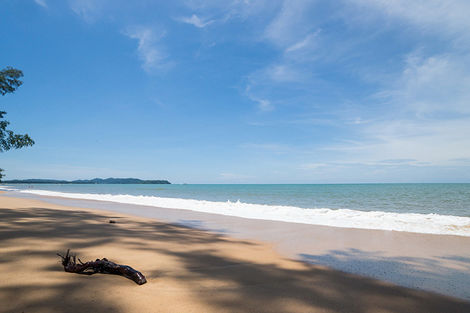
[[2, 183, 470, 236]]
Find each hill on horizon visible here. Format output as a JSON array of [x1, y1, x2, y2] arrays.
[[1, 177, 171, 184]]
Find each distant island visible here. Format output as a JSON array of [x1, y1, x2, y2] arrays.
[[2, 178, 171, 184]]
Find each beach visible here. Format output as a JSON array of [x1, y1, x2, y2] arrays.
[[1, 193, 470, 313], [9, 186, 470, 300], [4, 1, 470, 312]]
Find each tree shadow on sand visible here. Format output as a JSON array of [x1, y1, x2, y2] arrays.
[[299, 248, 470, 300], [1, 205, 470, 313]]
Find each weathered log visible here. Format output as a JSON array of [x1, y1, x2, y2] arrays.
[[57, 249, 147, 285]]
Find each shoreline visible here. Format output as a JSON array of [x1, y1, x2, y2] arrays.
[[2, 194, 470, 312], [4, 191, 470, 302], [5, 187, 470, 237]]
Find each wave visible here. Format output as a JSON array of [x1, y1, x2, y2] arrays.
[[9, 188, 470, 237]]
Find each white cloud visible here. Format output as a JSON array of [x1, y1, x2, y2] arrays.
[[123, 26, 169, 72], [183, 0, 277, 22], [314, 2, 470, 170], [264, 0, 315, 47], [265, 64, 302, 82], [323, 117, 470, 166], [300, 163, 328, 170], [285, 31, 320, 54], [68, 0, 107, 22], [367, 51, 470, 117], [245, 85, 273, 111], [219, 172, 254, 181], [241, 143, 290, 153], [177, 14, 214, 28], [349, 0, 470, 43], [255, 98, 273, 111], [34, 0, 47, 8], [243, 62, 306, 110], [179, 1, 318, 110], [312, 49, 470, 174], [398, 53, 470, 115], [251, 32, 321, 86], [180, 0, 470, 180], [242, 1, 323, 109]]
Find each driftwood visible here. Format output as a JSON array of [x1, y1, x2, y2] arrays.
[[57, 249, 147, 285]]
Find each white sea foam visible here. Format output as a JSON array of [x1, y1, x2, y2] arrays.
[[9, 188, 470, 237]]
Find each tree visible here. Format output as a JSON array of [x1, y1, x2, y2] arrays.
[[0, 66, 35, 181]]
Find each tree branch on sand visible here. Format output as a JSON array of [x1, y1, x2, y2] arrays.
[[57, 249, 147, 285]]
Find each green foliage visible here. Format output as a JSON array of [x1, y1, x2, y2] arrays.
[[0, 66, 35, 181], [0, 111, 35, 152], [0, 67, 24, 96], [0, 66, 35, 152]]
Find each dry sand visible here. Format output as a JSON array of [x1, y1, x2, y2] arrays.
[[1, 195, 470, 313], [16, 191, 470, 300]]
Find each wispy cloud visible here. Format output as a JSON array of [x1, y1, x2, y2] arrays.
[[177, 14, 214, 28], [383, 52, 470, 115], [123, 26, 169, 73], [34, 0, 47, 8], [55, 0, 470, 181], [264, 64, 303, 83], [264, 1, 316, 47], [313, 0, 470, 173], [253, 98, 272, 112], [300, 163, 328, 170], [241, 143, 291, 154], [68, 0, 107, 22], [322, 117, 470, 167], [285, 31, 320, 54], [219, 172, 255, 181], [245, 85, 273, 111], [349, 0, 470, 43], [241, 1, 324, 110], [182, 0, 278, 22]]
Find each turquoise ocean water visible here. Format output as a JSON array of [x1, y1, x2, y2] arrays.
[[4, 183, 470, 217], [3, 183, 470, 236]]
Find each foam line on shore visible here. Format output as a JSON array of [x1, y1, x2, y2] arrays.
[[5, 187, 470, 236]]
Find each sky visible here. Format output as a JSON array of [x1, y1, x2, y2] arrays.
[[1, 0, 470, 183]]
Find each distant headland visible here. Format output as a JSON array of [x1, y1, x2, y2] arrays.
[[1, 178, 171, 184]]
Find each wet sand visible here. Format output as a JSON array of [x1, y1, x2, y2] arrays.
[[1, 194, 470, 312]]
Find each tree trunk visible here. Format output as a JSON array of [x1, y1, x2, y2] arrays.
[[57, 249, 147, 285]]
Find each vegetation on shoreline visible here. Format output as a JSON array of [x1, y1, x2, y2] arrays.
[[2, 178, 170, 184], [0, 66, 35, 181]]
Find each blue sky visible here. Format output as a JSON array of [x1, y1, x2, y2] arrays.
[[1, 0, 470, 183]]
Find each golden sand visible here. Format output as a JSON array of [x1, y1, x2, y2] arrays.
[[1, 195, 469, 313]]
